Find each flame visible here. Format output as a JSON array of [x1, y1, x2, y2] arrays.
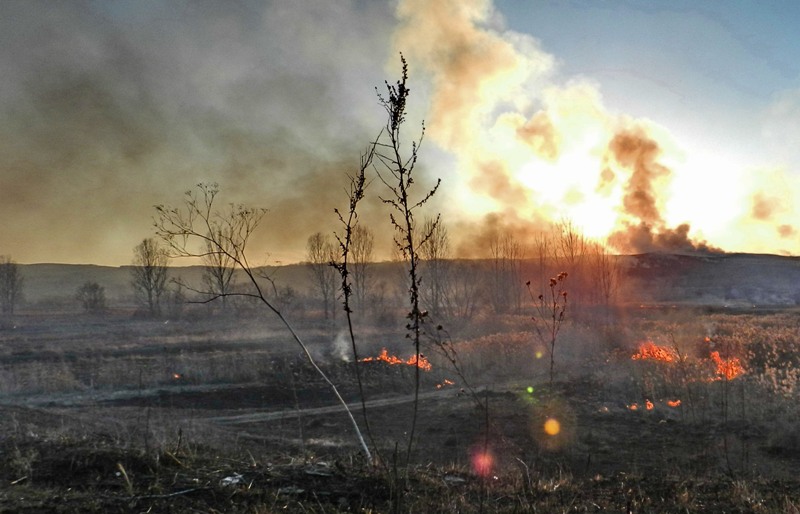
[[709, 351, 744, 381], [172, 373, 182, 380], [631, 341, 677, 363], [360, 348, 432, 371], [628, 403, 638, 411], [436, 379, 455, 389], [667, 399, 682, 407], [645, 399, 654, 411]]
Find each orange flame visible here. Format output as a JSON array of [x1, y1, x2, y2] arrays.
[[628, 403, 639, 411], [631, 341, 677, 363], [436, 379, 455, 389], [360, 348, 432, 371], [709, 351, 744, 381], [666, 399, 681, 407], [645, 399, 654, 410]]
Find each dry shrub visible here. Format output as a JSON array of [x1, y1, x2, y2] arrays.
[[0, 360, 81, 395], [448, 331, 535, 382]]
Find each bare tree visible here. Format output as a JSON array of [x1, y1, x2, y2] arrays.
[[154, 183, 371, 463], [587, 241, 620, 323], [488, 230, 525, 313], [76, 281, 106, 314], [350, 224, 374, 312], [532, 231, 551, 294], [418, 216, 450, 319], [202, 226, 237, 312], [446, 260, 482, 320], [553, 219, 588, 307], [0, 256, 23, 315], [306, 232, 338, 319], [130, 238, 168, 317]]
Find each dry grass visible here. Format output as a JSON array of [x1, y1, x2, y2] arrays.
[[1, 308, 800, 511]]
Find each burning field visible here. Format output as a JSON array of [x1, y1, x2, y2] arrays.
[[1, 303, 800, 513]]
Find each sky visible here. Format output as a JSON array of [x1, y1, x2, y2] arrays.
[[1, 0, 799, 265]]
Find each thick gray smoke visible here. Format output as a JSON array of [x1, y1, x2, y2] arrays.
[[0, 1, 395, 264]]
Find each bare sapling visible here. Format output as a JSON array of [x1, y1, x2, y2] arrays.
[[154, 183, 371, 462], [527, 272, 568, 386], [331, 143, 379, 464], [375, 55, 440, 466]]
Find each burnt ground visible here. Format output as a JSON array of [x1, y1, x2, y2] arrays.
[[3, 370, 800, 513], [2, 312, 800, 512]]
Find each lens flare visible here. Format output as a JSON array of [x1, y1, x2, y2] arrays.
[[471, 450, 494, 478], [543, 418, 560, 436]]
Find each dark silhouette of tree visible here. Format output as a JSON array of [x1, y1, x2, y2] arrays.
[[202, 227, 236, 313], [418, 216, 450, 319], [306, 232, 338, 319], [488, 229, 524, 313], [131, 238, 169, 317], [76, 281, 106, 314], [350, 224, 374, 312], [0, 256, 23, 315]]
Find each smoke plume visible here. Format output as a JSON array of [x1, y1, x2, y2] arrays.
[[394, 0, 717, 255], [0, 0, 395, 264], [3, 0, 796, 264]]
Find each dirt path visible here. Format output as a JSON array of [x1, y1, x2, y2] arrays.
[[206, 387, 470, 425]]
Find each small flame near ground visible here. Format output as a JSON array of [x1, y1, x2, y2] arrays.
[[435, 379, 455, 389], [359, 348, 432, 371], [631, 341, 677, 363], [629, 399, 681, 411], [710, 351, 744, 381], [631, 338, 745, 381]]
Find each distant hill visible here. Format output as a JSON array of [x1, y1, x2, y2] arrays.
[[18, 263, 317, 308], [623, 252, 800, 307], [15, 252, 800, 311]]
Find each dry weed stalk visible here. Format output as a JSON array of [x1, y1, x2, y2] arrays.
[[375, 55, 440, 467], [527, 272, 568, 385], [331, 142, 378, 465]]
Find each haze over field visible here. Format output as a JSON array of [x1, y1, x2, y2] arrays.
[[2, 0, 799, 265]]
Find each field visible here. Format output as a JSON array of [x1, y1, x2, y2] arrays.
[[2, 290, 800, 512]]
